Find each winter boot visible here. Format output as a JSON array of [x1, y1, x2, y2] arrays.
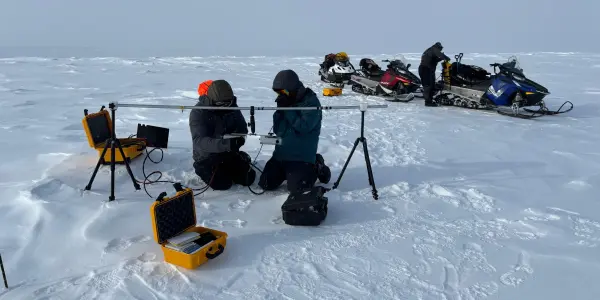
[[315, 154, 331, 184], [424, 100, 439, 107]]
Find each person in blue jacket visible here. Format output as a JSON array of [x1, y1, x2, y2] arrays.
[[258, 69, 331, 193]]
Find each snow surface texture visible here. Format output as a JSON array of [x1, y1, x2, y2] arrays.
[[0, 52, 598, 300]]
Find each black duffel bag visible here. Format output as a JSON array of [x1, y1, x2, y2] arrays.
[[281, 186, 329, 226]]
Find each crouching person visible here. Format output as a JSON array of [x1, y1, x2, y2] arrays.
[[189, 79, 256, 190], [258, 70, 331, 193]]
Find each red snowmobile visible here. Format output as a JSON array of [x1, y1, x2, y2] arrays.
[[349, 56, 422, 102]]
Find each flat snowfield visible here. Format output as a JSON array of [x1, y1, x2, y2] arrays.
[[0, 53, 599, 300]]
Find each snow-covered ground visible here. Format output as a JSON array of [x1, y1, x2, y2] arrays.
[[0, 52, 598, 300]]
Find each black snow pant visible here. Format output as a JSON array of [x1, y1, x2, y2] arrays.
[[257, 158, 319, 193], [418, 65, 437, 104], [193, 151, 256, 190]]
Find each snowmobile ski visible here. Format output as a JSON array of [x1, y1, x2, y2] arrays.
[[522, 100, 573, 115]]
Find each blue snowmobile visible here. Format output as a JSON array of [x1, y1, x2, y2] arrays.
[[434, 53, 573, 119]]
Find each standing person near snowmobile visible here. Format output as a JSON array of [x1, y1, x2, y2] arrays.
[[258, 69, 332, 193], [189, 79, 256, 190], [419, 42, 451, 106]]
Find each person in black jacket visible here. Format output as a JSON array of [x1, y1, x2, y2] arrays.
[[419, 42, 451, 106], [189, 80, 256, 190]]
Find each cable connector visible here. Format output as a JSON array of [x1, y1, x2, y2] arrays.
[[155, 191, 167, 202], [173, 182, 184, 192]]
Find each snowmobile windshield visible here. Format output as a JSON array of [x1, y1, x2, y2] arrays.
[[336, 60, 351, 67], [387, 54, 410, 71], [500, 56, 525, 77], [392, 54, 409, 68], [507, 56, 522, 71]]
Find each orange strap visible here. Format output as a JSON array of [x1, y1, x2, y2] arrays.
[[198, 80, 213, 96]]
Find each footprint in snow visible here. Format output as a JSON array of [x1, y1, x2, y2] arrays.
[[382, 205, 396, 214], [103, 235, 151, 254], [499, 251, 533, 287], [229, 199, 253, 212], [271, 216, 283, 224], [202, 219, 247, 228]]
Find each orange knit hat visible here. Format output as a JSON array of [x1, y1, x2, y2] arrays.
[[197, 80, 213, 96]]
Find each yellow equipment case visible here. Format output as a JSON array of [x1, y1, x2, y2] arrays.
[[323, 87, 343, 96], [82, 107, 146, 164], [150, 184, 228, 269]]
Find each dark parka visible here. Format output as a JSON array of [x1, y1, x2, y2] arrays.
[[271, 70, 322, 164], [189, 80, 248, 163], [420, 42, 451, 70]]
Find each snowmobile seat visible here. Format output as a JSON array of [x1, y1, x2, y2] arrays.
[[450, 62, 490, 86], [359, 58, 384, 77], [321, 53, 337, 70], [470, 79, 492, 91]]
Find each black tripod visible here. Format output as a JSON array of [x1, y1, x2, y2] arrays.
[[332, 106, 378, 200], [85, 102, 140, 201]]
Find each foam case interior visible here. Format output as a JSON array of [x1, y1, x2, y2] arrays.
[[87, 113, 111, 145], [154, 192, 196, 244]]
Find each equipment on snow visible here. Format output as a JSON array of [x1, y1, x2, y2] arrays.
[[83, 104, 143, 201], [349, 55, 421, 102], [319, 52, 356, 87], [322, 86, 343, 96], [92, 101, 387, 201], [137, 123, 169, 148], [82, 106, 147, 164], [332, 103, 379, 200], [150, 184, 228, 269], [281, 186, 329, 226], [435, 53, 573, 119]]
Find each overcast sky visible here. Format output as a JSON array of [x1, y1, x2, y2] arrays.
[[0, 0, 597, 57]]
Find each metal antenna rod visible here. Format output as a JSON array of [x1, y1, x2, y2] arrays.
[[113, 102, 388, 111]]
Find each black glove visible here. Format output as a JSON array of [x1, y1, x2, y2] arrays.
[[229, 137, 245, 151], [276, 94, 296, 107]]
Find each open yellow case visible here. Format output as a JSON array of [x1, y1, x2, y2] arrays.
[[81, 108, 146, 164], [150, 185, 228, 269]]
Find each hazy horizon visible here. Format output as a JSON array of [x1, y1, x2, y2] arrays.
[[1, 0, 597, 58]]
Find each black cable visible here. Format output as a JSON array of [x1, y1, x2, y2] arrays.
[[243, 126, 273, 195], [128, 124, 276, 199], [124, 142, 210, 199]]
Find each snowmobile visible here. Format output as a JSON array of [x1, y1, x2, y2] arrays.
[[349, 55, 421, 102], [434, 53, 573, 119], [318, 52, 356, 87]]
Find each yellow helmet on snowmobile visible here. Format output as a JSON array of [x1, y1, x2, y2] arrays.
[[335, 52, 349, 62]]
